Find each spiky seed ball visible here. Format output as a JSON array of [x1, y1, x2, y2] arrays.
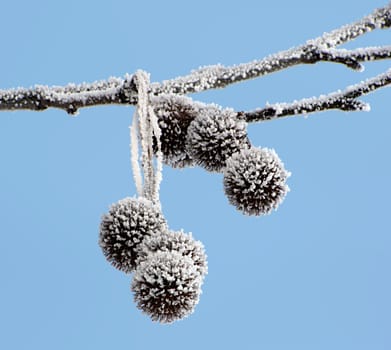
[[137, 230, 208, 278], [186, 107, 250, 172], [151, 94, 199, 168], [132, 250, 202, 323], [99, 197, 167, 273], [223, 147, 290, 216]]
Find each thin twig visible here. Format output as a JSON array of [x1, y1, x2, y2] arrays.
[[243, 69, 391, 122]]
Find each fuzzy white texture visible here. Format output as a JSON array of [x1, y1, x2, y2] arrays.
[[130, 70, 164, 205], [186, 106, 249, 172], [130, 111, 143, 197], [137, 229, 208, 278], [151, 94, 213, 168], [99, 197, 167, 273], [135, 71, 156, 201], [250, 68, 391, 123], [224, 147, 290, 216], [149, 104, 163, 203], [132, 250, 202, 323]]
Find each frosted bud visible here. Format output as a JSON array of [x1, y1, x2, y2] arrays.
[[131, 250, 202, 323], [223, 147, 290, 216], [99, 197, 167, 273], [137, 229, 208, 279], [186, 107, 250, 172]]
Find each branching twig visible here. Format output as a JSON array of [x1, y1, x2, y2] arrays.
[[0, 4, 390, 115], [243, 69, 391, 122], [153, 5, 391, 95]]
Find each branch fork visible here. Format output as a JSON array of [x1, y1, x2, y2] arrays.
[[0, 4, 390, 120]]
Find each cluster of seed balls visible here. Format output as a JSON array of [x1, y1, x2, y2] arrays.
[[153, 94, 290, 216], [99, 197, 208, 323], [100, 93, 290, 323]]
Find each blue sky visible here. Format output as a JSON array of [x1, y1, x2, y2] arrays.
[[0, 1, 390, 349]]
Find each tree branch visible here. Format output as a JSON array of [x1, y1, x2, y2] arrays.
[[0, 4, 390, 115], [0, 77, 131, 115], [313, 5, 391, 48], [152, 4, 391, 95], [243, 69, 391, 122]]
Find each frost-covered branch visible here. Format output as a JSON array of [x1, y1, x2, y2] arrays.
[[152, 4, 391, 95], [243, 69, 391, 122], [0, 77, 129, 115], [313, 5, 391, 48], [0, 4, 390, 115]]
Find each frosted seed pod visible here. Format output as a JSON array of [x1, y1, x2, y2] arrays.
[[223, 147, 290, 216], [131, 250, 202, 324], [151, 94, 199, 168], [186, 107, 250, 172], [99, 197, 167, 273], [137, 229, 208, 278]]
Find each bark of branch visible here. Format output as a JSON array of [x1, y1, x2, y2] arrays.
[[0, 4, 390, 115]]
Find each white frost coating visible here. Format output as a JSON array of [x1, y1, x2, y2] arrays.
[[135, 71, 154, 199], [224, 147, 290, 216], [149, 93, 216, 168], [132, 250, 202, 323], [186, 106, 249, 172], [99, 197, 167, 273], [137, 229, 208, 278], [249, 69, 391, 122], [132, 70, 164, 205], [130, 112, 143, 197], [313, 6, 390, 49], [149, 104, 163, 202]]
